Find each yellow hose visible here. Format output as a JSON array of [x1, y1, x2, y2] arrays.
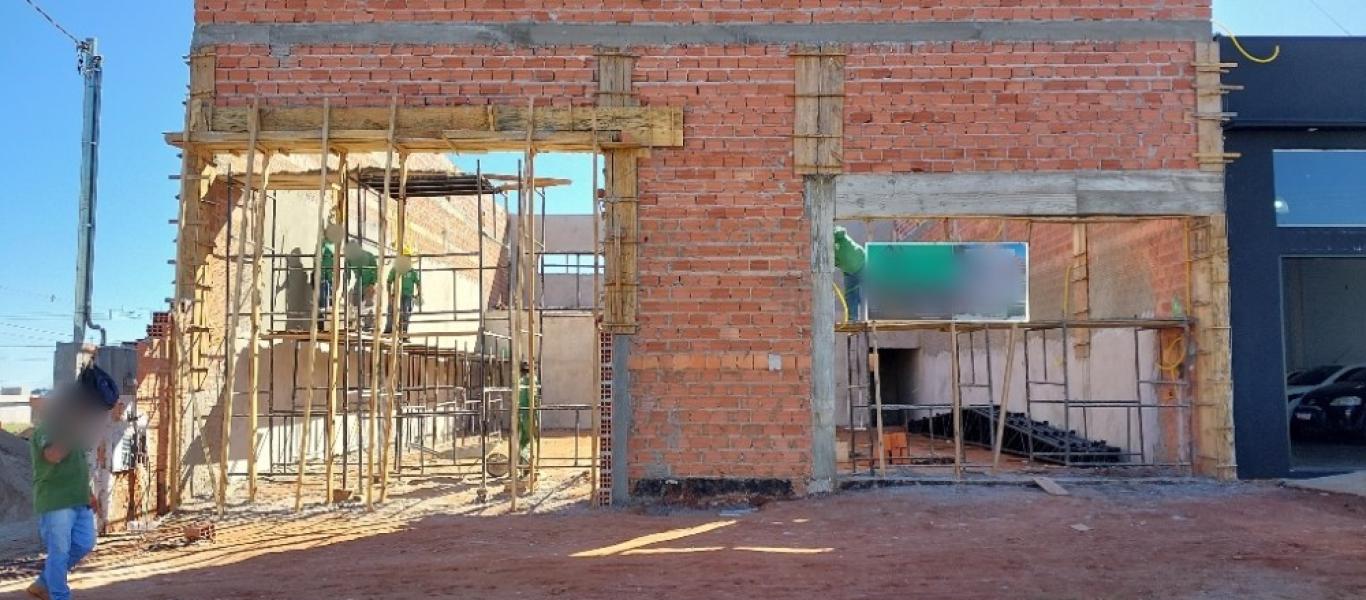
[[834, 282, 850, 322], [1215, 20, 1280, 64]]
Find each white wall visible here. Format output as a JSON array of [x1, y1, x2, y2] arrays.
[[1283, 258, 1366, 370]]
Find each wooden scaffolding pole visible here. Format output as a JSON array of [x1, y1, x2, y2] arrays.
[[589, 135, 601, 504], [367, 96, 399, 510], [324, 152, 348, 504], [525, 101, 541, 489], [294, 100, 332, 511], [245, 102, 280, 505], [869, 322, 886, 474], [991, 324, 1019, 472], [950, 322, 964, 479], [507, 179, 521, 513], [380, 155, 410, 503], [218, 99, 263, 514]]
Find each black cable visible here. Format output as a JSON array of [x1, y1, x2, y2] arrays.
[[18, 0, 81, 45], [1305, 0, 1354, 35]]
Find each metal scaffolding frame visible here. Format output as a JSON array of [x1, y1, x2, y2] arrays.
[[839, 319, 1195, 478], [171, 99, 604, 514]]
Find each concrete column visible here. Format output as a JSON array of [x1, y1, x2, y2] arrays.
[[807, 175, 836, 492]]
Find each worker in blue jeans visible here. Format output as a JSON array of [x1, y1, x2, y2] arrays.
[[27, 365, 120, 600]]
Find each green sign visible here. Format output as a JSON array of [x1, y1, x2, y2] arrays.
[[865, 242, 1028, 322]]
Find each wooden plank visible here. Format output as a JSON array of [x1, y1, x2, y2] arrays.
[[815, 51, 845, 174], [793, 53, 822, 175], [1194, 43, 1230, 173], [596, 53, 638, 108], [1032, 476, 1070, 496], [204, 106, 682, 149]]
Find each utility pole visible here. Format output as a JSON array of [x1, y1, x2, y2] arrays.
[[71, 37, 106, 348]]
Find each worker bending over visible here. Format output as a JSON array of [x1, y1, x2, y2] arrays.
[[385, 246, 421, 336], [516, 361, 539, 483], [344, 241, 378, 329], [835, 226, 866, 321]]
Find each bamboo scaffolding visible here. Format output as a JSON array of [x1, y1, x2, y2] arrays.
[[367, 97, 399, 510], [589, 133, 601, 504], [219, 99, 264, 514], [870, 321, 886, 474], [293, 100, 331, 511], [991, 324, 1019, 471], [245, 105, 278, 504], [526, 102, 542, 489], [324, 153, 348, 505], [381, 155, 410, 503], [950, 322, 964, 479]]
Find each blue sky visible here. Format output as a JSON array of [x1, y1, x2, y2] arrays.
[[0, 1, 1363, 388]]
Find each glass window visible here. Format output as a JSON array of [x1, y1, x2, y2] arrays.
[[1288, 365, 1342, 386], [1273, 150, 1366, 227]]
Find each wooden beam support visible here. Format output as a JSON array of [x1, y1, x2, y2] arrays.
[[1189, 215, 1236, 479], [793, 46, 845, 175], [169, 105, 681, 152]]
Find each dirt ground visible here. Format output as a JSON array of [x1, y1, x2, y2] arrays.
[[2, 478, 1365, 600]]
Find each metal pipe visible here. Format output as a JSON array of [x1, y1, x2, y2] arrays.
[[72, 38, 106, 346]]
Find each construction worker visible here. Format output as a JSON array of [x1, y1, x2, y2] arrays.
[[27, 365, 120, 600], [516, 361, 538, 481], [344, 241, 378, 329], [835, 225, 867, 321], [315, 239, 337, 330], [384, 246, 421, 335]]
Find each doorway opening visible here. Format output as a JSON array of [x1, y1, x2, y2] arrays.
[[1283, 257, 1366, 472]]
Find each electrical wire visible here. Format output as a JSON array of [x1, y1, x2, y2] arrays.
[[18, 0, 80, 46], [1305, 0, 1354, 35], [1213, 20, 1281, 64]]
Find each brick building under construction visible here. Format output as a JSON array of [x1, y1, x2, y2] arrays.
[[133, 0, 1238, 519]]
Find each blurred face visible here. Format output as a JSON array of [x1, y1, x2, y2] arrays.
[[44, 392, 111, 442]]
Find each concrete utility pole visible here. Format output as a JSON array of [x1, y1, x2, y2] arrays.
[[71, 37, 106, 347]]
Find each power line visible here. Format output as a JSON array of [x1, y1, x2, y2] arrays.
[[1305, 0, 1354, 35], [18, 0, 80, 46]]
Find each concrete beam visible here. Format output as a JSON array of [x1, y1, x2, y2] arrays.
[[193, 20, 1212, 49], [835, 170, 1225, 218]]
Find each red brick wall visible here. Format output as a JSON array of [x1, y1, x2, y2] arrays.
[[196, 1, 1210, 24], [194, 2, 1209, 491], [845, 42, 1198, 172], [632, 47, 810, 482]]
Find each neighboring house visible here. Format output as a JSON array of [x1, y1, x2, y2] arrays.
[[0, 385, 32, 427]]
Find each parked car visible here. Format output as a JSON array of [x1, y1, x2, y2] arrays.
[[1291, 368, 1366, 440], [1286, 364, 1366, 410]]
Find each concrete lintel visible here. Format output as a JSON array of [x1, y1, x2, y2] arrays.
[[192, 20, 1212, 49], [835, 170, 1225, 218]]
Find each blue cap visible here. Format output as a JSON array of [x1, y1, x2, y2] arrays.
[[77, 364, 120, 410]]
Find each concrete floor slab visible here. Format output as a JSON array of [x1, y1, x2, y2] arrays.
[[1283, 471, 1366, 498]]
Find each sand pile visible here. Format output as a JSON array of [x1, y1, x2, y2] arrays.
[[0, 430, 33, 523]]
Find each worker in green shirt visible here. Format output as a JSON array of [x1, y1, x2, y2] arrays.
[[516, 361, 538, 480], [384, 246, 421, 336], [835, 226, 866, 321], [28, 365, 120, 600], [315, 240, 337, 330], [344, 242, 378, 329]]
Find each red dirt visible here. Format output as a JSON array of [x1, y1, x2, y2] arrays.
[[3, 482, 1365, 600]]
